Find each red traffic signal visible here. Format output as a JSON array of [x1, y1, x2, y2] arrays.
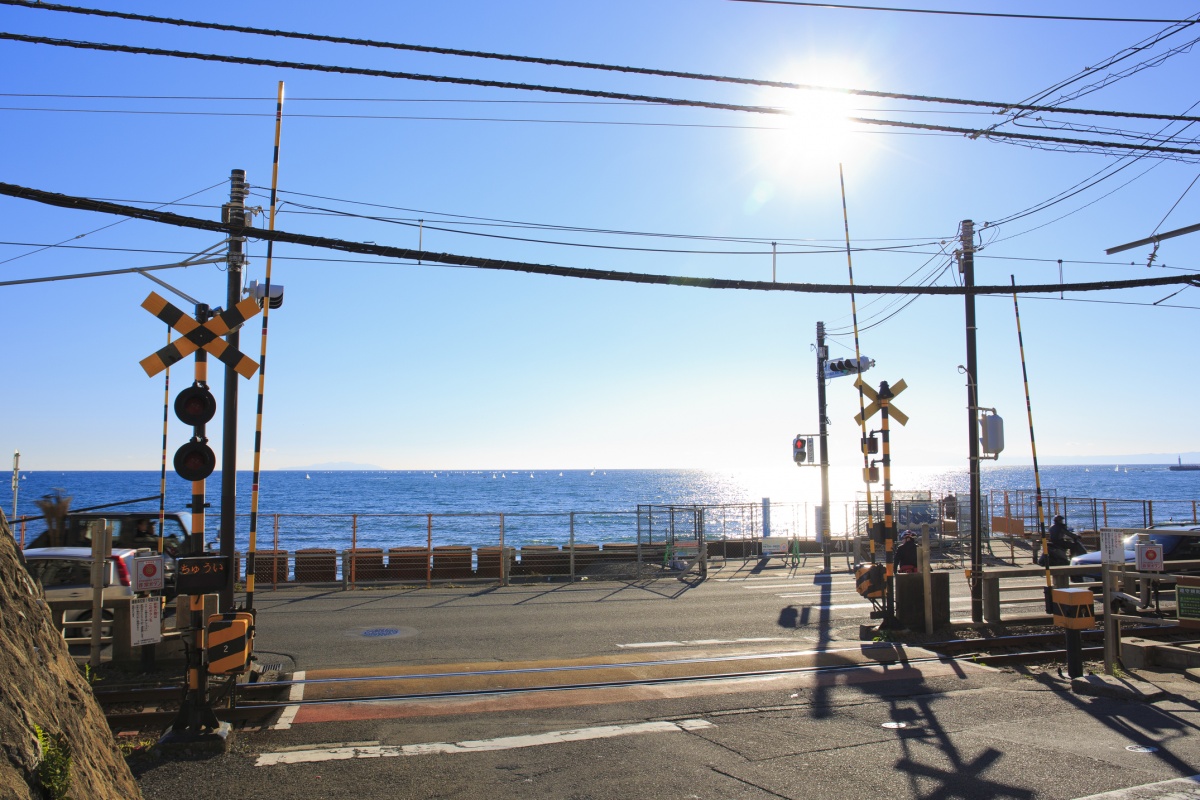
[[174, 440, 216, 482], [174, 382, 216, 481], [793, 435, 808, 465], [174, 385, 216, 426]]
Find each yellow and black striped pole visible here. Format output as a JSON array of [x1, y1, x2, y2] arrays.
[[158, 328, 170, 555], [1011, 277, 1052, 601], [839, 164, 876, 553], [246, 81, 285, 612], [191, 348, 207, 552], [879, 381, 897, 625]]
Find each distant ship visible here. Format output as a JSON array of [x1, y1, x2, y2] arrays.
[[1169, 457, 1200, 472]]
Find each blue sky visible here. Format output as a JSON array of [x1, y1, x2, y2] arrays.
[[3, 0, 1199, 485]]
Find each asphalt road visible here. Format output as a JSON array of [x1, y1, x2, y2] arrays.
[[131, 560, 1200, 799]]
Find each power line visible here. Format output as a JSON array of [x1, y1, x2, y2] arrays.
[[275, 197, 942, 256], [0, 178, 226, 267], [2, 179, 1196, 296], [5, 34, 1197, 161], [723, 0, 1198, 24], [1, 5, 1198, 125]]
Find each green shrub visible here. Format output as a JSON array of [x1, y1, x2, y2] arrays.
[[33, 724, 71, 800]]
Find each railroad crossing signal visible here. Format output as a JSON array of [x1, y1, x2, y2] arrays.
[[854, 377, 909, 426], [138, 292, 261, 379]]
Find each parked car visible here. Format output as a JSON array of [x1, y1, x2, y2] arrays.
[[24, 511, 194, 597], [1070, 523, 1200, 580], [22, 547, 141, 638]]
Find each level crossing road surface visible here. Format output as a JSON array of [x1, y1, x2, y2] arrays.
[[133, 560, 1200, 799]]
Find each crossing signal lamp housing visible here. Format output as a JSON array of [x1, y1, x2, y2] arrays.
[[174, 383, 216, 482], [248, 279, 284, 310]]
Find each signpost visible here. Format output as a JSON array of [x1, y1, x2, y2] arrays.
[[176, 556, 231, 595], [1178, 576, 1200, 630], [130, 596, 162, 648]]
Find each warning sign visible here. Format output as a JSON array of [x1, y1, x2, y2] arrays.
[[130, 596, 162, 647], [1101, 530, 1125, 565], [1136, 542, 1164, 572], [134, 555, 165, 592]]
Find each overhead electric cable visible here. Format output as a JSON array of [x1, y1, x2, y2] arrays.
[[723, 0, 1196, 23], [2, 90, 1194, 124], [5, 33, 1194, 159], [0, 15, 1194, 125], [991, 16, 1199, 132], [278, 198, 937, 256], [262, 186, 953, 245], [988, 100, 1200, 229], [1, 180, 1196, 297], [0, 178, 226, 266]]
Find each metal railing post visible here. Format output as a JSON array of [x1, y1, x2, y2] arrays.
[[569, 512, 575, 582], [350, 513, 358, 588], [426, 514, 432, 588], [499, 513, 508, 587]]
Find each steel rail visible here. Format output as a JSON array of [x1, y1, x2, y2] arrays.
[[236, 645, 905, 691], [232, 654, 952, 711]]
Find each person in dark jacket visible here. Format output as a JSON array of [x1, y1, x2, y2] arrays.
[[1044, 515, 1086, 566], [895, 530, 919, 574]]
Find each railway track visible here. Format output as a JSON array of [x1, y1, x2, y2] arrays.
[[919, 624, 1194, 667], [98, 625, 1199, 731]]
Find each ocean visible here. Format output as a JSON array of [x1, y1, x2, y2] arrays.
[[8, 465, 1199, 555]]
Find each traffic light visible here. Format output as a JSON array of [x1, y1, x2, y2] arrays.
[[823, 355, 875, 379], [862, 435, 879, 455], [793, 435, 808, 465], [174, 383, 216, 481]]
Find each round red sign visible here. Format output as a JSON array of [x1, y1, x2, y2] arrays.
[[141, 562, 158, 578]]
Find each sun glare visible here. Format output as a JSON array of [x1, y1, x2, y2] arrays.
[[752, 61, 875, 179]]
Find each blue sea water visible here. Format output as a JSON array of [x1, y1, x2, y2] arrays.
[[8, 465, 1199, 555]]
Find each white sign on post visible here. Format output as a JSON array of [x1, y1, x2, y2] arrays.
[[133, 555, 165, 593], [130, 596, 162, 648], [1101, 529, 1125, 565], [1136, 542, 1164, 572]]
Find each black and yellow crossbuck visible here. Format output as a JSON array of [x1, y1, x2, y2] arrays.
[[853, 377, 909, 426], [139, 292, 261, 379]]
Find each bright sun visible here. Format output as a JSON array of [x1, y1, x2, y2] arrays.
[[751, 60, 875, 178]]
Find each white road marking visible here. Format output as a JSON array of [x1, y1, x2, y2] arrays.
[[616, 637, 793, 649], [255, 719, 714, 766], [271, 669, 306, 731], [1072, 775, 1200, 799]]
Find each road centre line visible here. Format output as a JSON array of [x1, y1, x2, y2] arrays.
[[271, 670, 306, 731], [616, 637, 793, 649], [255, 719, 714, 765]]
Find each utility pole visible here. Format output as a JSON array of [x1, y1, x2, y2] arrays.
[[220, 169, 247, 612], [961, 219, 984, 623], [816, 322, 832, 573]]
